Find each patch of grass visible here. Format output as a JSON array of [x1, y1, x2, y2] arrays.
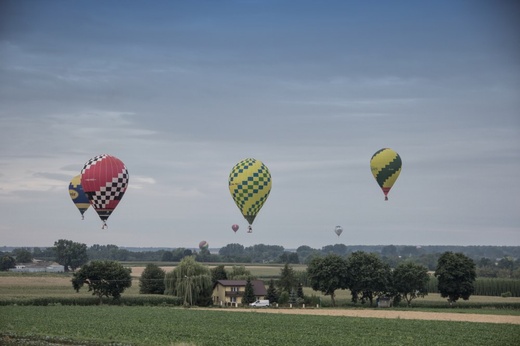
[[1, 306, 520, 346]]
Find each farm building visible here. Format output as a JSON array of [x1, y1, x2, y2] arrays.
[[212, 280, 267, 306], [10, 262, 64, 273]]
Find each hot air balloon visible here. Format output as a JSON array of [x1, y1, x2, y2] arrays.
[[232, 224, 239, 233], [228, 158, 272, 233], [334, 225, 343, 237], [80, 154, 129, 229], [199, 240, 209, 251], [69, 174, 90, 219], [370, 148, 402, 200]]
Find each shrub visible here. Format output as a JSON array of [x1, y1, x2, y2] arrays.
[[139, 263, 166, 294]]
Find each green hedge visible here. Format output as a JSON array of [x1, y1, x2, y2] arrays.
[[0, 295, 183, 306], [427, 277, 520, 297]]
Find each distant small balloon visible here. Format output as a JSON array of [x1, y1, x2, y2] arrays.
[[334, 226, 343, 237], [199, 240, 209, 251], [232, 224, 239, 233]]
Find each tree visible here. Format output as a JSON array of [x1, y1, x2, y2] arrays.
[[288, 288, 298, 305], [218, 243, 245, 261], [164, 256, 212, 306], [346, 251, 391, 306], [12, 248, 33, 263], [161, 251, 174, 262], [392, 261, 430, 306], [266, 279, 278, 304], [297, 282, 304, 300], [278, 252, 299, 264], [72, 260, 132, 304], [307, 254, 349, 307], [0, 255, 16, 271], [278, 263, 297, 293], [242, 278, 256, 305], [53, 239, 88, 272], [139, 263, 165, 294], [296, 245, 318, 264], [196, 248, 212, 262], [211, 264, 228, 285], [435, 252, 476, 304], [321, 244, 348, 256], [381, 245, 398, 257], [227, 265, 254, 280]]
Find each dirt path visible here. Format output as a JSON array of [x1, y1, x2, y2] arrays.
[[206, 307, 520, 325]]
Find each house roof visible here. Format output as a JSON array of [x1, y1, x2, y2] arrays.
[[215, 280, 267, 296]]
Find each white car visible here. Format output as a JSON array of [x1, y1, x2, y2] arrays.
[[249, 300, 270, 307]]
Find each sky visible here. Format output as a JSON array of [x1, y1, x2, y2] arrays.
[[0, 0, 519, 249]]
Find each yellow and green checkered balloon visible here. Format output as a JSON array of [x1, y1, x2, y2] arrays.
[[229, 158, 272, 228], [370, 148, 402, 200]]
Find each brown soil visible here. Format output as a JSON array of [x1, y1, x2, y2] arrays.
[[206, 307, 520, 325]]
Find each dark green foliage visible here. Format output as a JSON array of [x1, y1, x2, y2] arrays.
[[0, 255, 16, 271], [435, 252, 476, 303], [347, 251, 391, 306], [53, 239, 88, 272], [307, 254, 349, 307], [278, 263, 297, 293], [321, 243, 348, 256], [161, 251, 174, 262], [288, 288, 298, 305], [0, 295, 183, 306], [278, 251, 299, 264], [392, 261, 430, 306], [241, 278, 256, 305], [266, 279, 278, 303], [12, 248, 33, 263], [211, 264, 228, 285], [297, 282, 304, 299], [139, 263, 165, 294], [72, 260, 132, 304]]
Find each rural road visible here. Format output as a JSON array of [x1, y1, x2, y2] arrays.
[[204, 307, 520, 325]]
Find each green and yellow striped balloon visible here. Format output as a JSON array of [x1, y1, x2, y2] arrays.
[[370, 148, 402, 200], [229, 158, 272, 231]]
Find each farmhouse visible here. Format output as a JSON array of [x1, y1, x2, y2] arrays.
[[212, 280, 267, 306]]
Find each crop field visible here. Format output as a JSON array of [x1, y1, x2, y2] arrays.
[[2, 267, 520, 345], [2, 305, 520, 346]]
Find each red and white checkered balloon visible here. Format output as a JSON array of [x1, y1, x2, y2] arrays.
[[80, 154, 129, 228]]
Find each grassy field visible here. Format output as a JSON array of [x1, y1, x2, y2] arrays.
[[1, 269, 520, 345], [2, 269, 520, 312], [1, 306, 520, 346]]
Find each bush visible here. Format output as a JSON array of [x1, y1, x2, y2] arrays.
[[139, 263, 166, 294], [0, 296, 183, 307], [501, 291, 512, 298]]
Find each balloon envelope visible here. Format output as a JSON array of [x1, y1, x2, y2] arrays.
[[334, 225, 343, 237], [199, 240, 209, 250], [232, 224, 239, 233], [228, 158, 272, 228], [69, 174, 90, 219], [80, 154, 129, 228], [370, 148, 402, 200]]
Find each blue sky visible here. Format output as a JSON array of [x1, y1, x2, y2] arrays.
[[0, 0, 519, 249]]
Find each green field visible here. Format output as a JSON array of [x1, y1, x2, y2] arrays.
[[2, 268, 520, 345], [1, 306, 520, 346]]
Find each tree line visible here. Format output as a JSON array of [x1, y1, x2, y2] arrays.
[[2, 241, 519, 279], [72, 250, 478, 308]]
